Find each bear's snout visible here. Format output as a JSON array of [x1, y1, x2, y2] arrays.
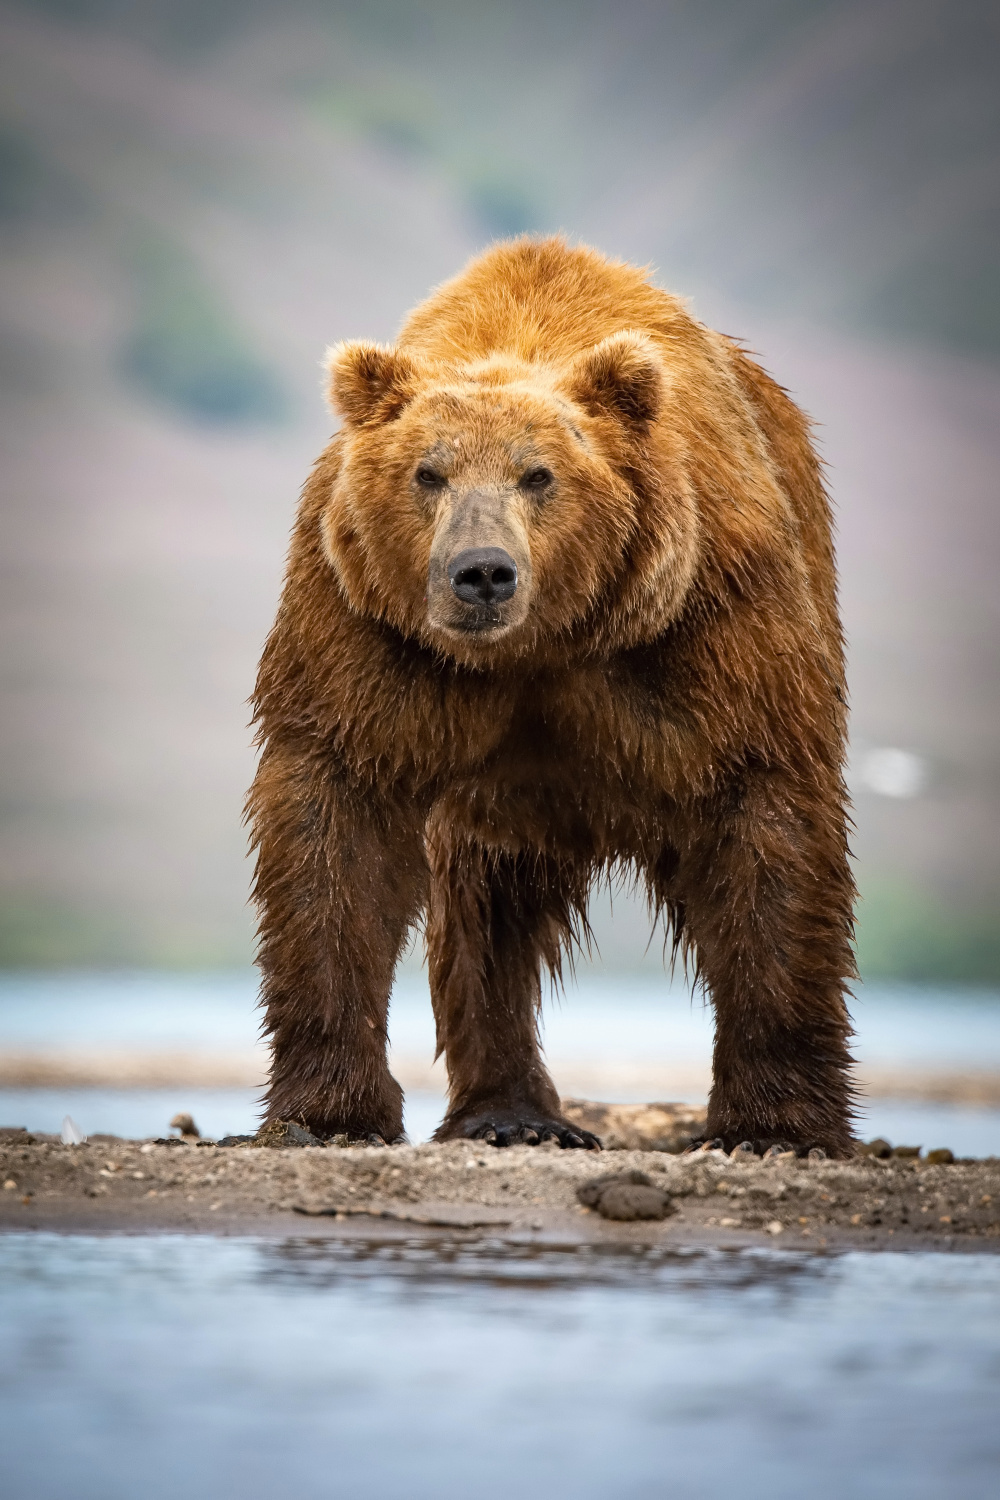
[[448, 547, 518, 606]]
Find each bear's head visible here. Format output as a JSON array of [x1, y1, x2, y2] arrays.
[[321, 332, 700, 665]]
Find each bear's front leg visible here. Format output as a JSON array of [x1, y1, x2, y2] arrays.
[[426, 835, 600, 1149], [248, 738, 427, 1141], [672, 766, 857, 1158]]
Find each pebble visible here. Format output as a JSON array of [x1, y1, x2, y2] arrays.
[[859, 1138, 893, 1159], [858, 1139, 957, 1164]]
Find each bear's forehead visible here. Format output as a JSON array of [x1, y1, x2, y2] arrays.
[[405, 383, 587, 458], [417, 432, 537, 475]]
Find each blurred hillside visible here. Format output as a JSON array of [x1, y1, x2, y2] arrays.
[[0, 0, 998, 977]]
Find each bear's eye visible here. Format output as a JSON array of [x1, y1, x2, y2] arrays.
[[415, 466, 445, 487], [520, 467, 553, 491]]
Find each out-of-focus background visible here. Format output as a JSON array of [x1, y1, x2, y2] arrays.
[[0, 0, 998, 1147]]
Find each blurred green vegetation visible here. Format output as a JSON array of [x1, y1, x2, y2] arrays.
[[120, 237, 285, 426], [0, 127, 49, 221], [309, 76, 544, 238], [2, 881, 997, 983], [0, 896, 254, 970], [0, 124, 87, 224], [19, 0, 1000, 363], [854, 878, 1000, 985]]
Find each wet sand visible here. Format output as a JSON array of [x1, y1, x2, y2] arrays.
[[2, 1130, 998, 1252]]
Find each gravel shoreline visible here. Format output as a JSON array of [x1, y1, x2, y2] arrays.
[[2, 1131, 998, 1251]]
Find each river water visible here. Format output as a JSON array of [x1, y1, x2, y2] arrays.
[[3, 1232, 1000, 1500]]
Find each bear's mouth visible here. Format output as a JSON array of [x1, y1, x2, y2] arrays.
[[453, 605, 507, 634]]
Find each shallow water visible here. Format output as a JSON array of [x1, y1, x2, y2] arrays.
[[2, 1233, 999, 1500], [4, 1083, 1000, 1155], [2, 970, 1000, 1151], [5, 968, 1000, 1066]]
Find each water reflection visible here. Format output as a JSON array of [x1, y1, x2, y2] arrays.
[[4, 1233, 998, 1500], [257, 1234, 830, 1299]]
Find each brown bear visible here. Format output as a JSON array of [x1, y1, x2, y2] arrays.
[[248, 236, 856, 1157]]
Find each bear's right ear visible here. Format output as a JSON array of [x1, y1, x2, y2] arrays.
[[325, 341, 417, 427], [566, 330, 664, 428]]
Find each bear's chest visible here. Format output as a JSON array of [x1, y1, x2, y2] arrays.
[[424, 665, 682, 855], [336, 643, 688, 835]]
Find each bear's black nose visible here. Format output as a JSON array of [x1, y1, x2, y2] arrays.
[[448, 547, 518, 605]]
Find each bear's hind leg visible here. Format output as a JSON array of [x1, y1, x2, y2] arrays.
[[668, 766, 857, 1158], [426, 837, 600, 1149]]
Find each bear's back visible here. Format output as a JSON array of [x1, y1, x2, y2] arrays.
[[397, 236, 692, 365]]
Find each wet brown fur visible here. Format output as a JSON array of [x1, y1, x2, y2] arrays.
[[248, 237, 857, 1156]]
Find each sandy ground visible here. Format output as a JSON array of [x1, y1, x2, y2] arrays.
[[2, 1129, 998, 1252]]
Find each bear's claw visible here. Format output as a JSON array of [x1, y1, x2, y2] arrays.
[[685, 1135, 844, 1159], [439, 1112, 602, 1150]]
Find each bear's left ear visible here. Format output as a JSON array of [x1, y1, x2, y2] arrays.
[[325, 341, 418, 427], [566, 331, 663, 428]]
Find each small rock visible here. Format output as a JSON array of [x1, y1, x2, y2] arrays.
[[859, 1138, 893, 1159], [924, 1148, 955, 1165], [765, 1220, 784, 1235], [595, 1184, 674, 1222], [891, 1145, 921, 1159], [576, 1172, 674, 1221], [577, 1170, 652, 1207]]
